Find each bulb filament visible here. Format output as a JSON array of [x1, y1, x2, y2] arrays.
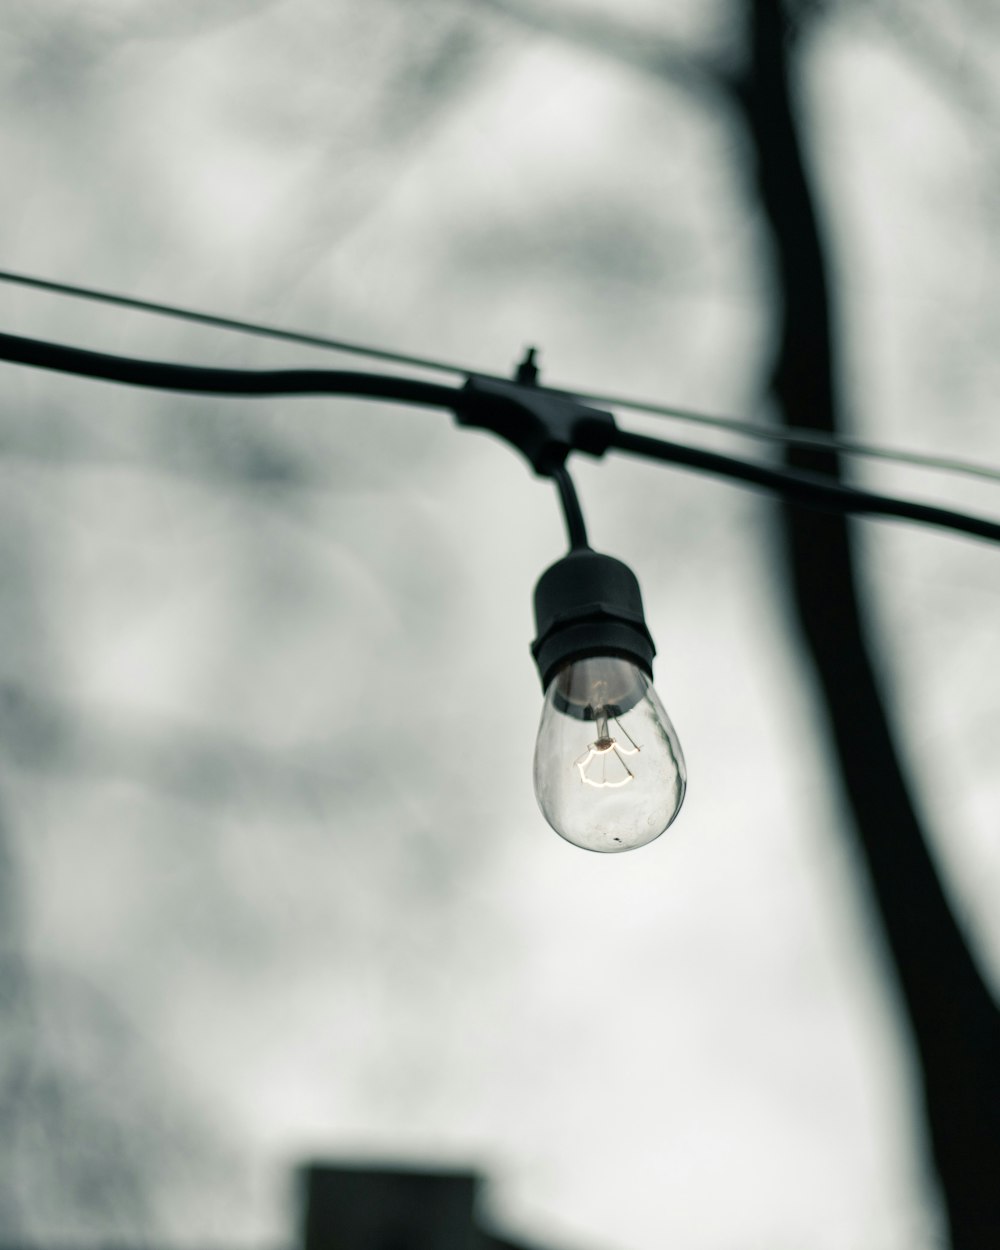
[[574, 710, 640, 789]]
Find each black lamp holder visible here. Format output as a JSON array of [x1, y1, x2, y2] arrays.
[[530, 547, 656, 692], [458, 353, 657, 695]]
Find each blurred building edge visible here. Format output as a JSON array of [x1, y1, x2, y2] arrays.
[[299, 1161, 549, 1250]]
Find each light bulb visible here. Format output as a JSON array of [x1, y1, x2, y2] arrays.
[[533, 654, 685, 852], [530, 546, 686, 852]]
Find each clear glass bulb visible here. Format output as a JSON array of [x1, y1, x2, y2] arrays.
[[533, 655, 686, 852]]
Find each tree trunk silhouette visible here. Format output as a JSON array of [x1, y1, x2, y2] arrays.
[[740, 2, 1000, 1245]]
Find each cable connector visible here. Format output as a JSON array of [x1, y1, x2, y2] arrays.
[[457, 376, 616, 477], [531, 548, 655, 692]]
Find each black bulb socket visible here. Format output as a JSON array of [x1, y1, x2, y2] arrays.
[[530, 548, 655, 692]]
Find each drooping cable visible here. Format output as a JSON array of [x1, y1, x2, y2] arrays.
[[608, 427, 1000, 546], [3, 266, 999, 486], [0, 328, 459, 409], [1, 327, 999, 547]]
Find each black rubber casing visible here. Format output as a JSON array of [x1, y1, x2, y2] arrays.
[[530, 549, 655, 692]]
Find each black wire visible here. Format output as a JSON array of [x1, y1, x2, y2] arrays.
[[566, 388, 1000, 485], [0, 329, 461, 410], [609, 428, 1000, 546], [1, 327, 999, 547], [5, 267, 999, 486], [551, 464, 590, 550], [0, 268, 477, 378]]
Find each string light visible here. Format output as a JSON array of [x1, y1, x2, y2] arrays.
[[3, 266, 998, 487], [2, 307, 998, 850]]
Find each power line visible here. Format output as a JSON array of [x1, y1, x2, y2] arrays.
[[568, 389, 1000, 485], [0, 267, 476, 378], [2, 265, 999, 487], [0, 329, 457, 409], [608, 428, 1000, 546], [1, 327, 999, 548]]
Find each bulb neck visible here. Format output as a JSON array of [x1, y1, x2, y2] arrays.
[[530, 549, 655, 692]]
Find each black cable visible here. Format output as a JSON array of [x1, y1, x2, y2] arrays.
[[567, 388, 1000, 486], [0, 329, 462, 411], [2, 327, 999, 547], [4, 267, 999, 486], [609, 427, 1000, 546], [0, 268, 476, 378], [551, 464, 590, 550]]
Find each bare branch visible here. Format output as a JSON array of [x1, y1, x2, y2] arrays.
[[473, 0, 738, 102]]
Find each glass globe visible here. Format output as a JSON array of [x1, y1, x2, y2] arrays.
[[533, 655, 686, 852]]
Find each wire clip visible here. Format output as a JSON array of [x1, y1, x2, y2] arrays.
[[457, 376, 616, 477]]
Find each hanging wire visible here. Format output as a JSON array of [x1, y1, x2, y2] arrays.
[[551, 464, 590, 550], [2, 327, 999, 548], [3, 266, 999, 487]]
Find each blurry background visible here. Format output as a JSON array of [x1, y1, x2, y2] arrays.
[[1, 2, 998, 1248]]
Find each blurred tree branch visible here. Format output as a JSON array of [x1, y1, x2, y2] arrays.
[[474, 0, 738, 100], [252, 4, 489, 299], [457, 0, 1000, 1244], [740, 2, 1000, 1246]]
